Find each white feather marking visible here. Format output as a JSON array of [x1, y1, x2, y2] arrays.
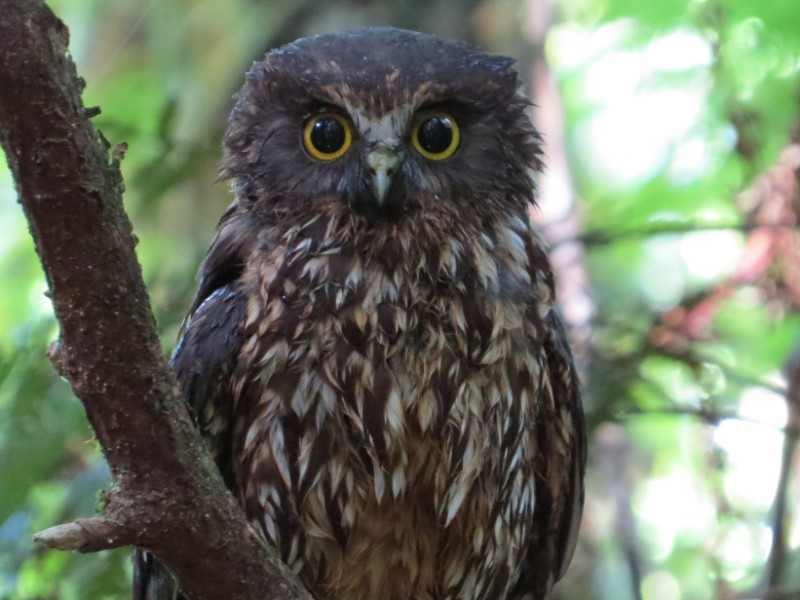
[[511, 214, 528, 231], [350, 108, 410, 147], [297, 431, 316, 484], [519, 388, 530, 416], [334, 287, 347, 310], [290, 384, 308, 418], [473, 524, 485, 553], [342, 498, 356, 528], [374, 468, 386, 503], [461, 435, 475, 469], [507, 446, 522, 475], [287, 534, 300, 566], [264, 514, 277, 544], [260, 339, 289, 365], [245, 294, 263, 328], [487, 385, 501, 408], [444, 560, 465, 588], [303, 513, 334, 541], [328, 457, 345, 494], [449, 302, 467, 334], [287, 237, 312, 257], [270, 426, 293, 489], [472, 243, 498, 290], [244, 420, 262, 450], [319, 380, 336, 411], [353, 307, 367, 332], [501, 223, 528, 262], [391, 465, 406, 498], [258, 484, 271, 505], [385, 383, 404, 438], [241, 333, 258, 359], [461, 569, 478, 599], [444, 239, 462, 277], [267, 485, 282, 508], [300, 257, 330, 281], [494, 513, 504, 541], [315, 400, 327, 431], [383, 277, 399, 302], [417, 388, 436, 432], [445, 482, 469, 526], [345, 261, 362, 287], [256, 362, 277, 388], [536, 279, 554, 318]]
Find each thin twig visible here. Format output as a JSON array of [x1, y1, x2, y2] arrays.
[[552, 222, 799, 249]]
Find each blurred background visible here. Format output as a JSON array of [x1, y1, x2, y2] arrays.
[[1, 0, 799, 598]]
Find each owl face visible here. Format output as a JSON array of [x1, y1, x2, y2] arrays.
[[222, 28, 542, 225]]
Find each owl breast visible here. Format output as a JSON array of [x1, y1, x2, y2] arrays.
[[229, 210, 551, 600]]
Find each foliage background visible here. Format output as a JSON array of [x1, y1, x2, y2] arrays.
[[1, 0, 799, 598]]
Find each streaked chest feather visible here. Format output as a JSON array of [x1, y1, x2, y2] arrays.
[[225, 214, 554, 600]]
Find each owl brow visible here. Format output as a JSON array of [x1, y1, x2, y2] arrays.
[[300, 99, 348, 118], [415, 99, 481, 122]]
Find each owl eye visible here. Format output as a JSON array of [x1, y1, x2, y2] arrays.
[[412, 112, 460, 161], [303, 113, 353, 161]]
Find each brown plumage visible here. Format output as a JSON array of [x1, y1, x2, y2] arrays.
[[134, 27, 585, 600]]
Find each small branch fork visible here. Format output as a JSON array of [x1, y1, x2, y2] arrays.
[[0, 1, 309, 598], [34, 518, 128, 553]]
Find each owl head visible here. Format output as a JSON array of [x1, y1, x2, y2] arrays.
[[221, 28, 542, 227]]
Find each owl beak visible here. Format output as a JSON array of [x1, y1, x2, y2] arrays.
[[366, 147, 401, 204]]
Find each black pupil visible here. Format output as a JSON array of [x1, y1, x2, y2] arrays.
[[310, 117, 345, 154], [418, 117, 453, 154]]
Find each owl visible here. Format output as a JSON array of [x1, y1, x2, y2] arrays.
[[134, 27, 585, 600]]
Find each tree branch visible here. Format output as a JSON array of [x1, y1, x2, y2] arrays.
[[764, 351, 800, 592], [0, 1, 310, 598]]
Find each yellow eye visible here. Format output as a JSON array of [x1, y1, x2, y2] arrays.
[[303, 113, 353, 161], [411, 112, 460, 160]]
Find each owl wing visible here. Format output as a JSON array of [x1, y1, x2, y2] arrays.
[[132, 204, 256, 600], [511, 311, 586, 600]]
